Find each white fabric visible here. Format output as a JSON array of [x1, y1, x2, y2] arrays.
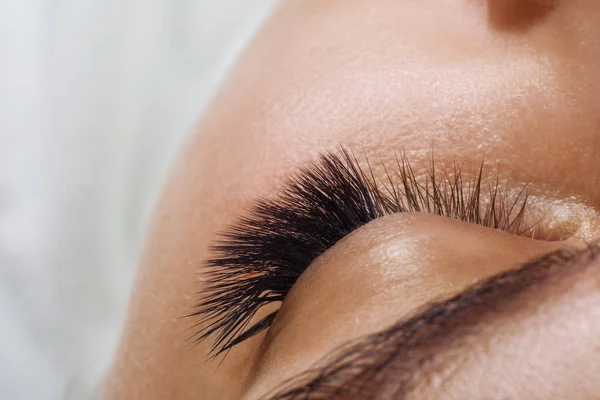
[[0, 1, 276, 399]]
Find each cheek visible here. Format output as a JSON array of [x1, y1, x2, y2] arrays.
[[195, 2, 599, 218]]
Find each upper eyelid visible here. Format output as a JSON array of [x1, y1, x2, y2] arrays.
[[187, 147, 535, 358], [265, 244, 600, 400]]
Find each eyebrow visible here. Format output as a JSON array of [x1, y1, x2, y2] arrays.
[[265, 243, 600, 400]]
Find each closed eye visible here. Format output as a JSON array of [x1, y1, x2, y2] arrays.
[[187, 146, 545, 358]]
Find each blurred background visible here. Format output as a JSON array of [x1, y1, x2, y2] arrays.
[[0, 1, 276, 399]]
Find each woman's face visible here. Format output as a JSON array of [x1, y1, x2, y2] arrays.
[[105, 1, 600, 399]]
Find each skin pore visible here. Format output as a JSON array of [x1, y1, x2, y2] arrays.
[[104, 0, 600, 399]]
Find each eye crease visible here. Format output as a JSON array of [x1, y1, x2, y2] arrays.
[[188, 147, 551, 358], [263, 244, 600, 400]]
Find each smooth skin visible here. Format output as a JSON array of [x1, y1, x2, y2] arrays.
[[104, 0, 600, 399]]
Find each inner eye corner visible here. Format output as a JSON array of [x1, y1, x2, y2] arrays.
[[521, 220, 578, 242]]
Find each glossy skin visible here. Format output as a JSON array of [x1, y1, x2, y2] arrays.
[[104, 1, 600, 399]]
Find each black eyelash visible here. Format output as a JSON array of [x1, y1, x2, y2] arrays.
[[187, 148, 532, 358]]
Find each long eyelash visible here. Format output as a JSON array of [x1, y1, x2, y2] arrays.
[[187, 148, 531, 358]]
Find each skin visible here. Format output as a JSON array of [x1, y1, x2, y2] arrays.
[[103, 0, 600, 399]]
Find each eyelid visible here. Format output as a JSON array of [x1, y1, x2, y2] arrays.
[[187, 147, 536, 358], [262, 243, 600, 400]]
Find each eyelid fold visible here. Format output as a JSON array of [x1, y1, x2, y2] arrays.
[[258, 242, 600, 400], [187, 147, 534, 358]]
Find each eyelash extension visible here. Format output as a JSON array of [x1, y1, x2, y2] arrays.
[[188, 148, 532, 358]]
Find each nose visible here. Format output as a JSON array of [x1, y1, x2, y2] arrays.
[[487, 0, 558, 31], [245, 212, 575, 399]]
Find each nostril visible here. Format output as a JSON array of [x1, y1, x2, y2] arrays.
[[487, 0, 557, 32]]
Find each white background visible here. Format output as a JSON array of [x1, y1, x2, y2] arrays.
[[0, 1, 276, 399]]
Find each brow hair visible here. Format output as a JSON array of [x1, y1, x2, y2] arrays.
[[264, 243, 600, 400]]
